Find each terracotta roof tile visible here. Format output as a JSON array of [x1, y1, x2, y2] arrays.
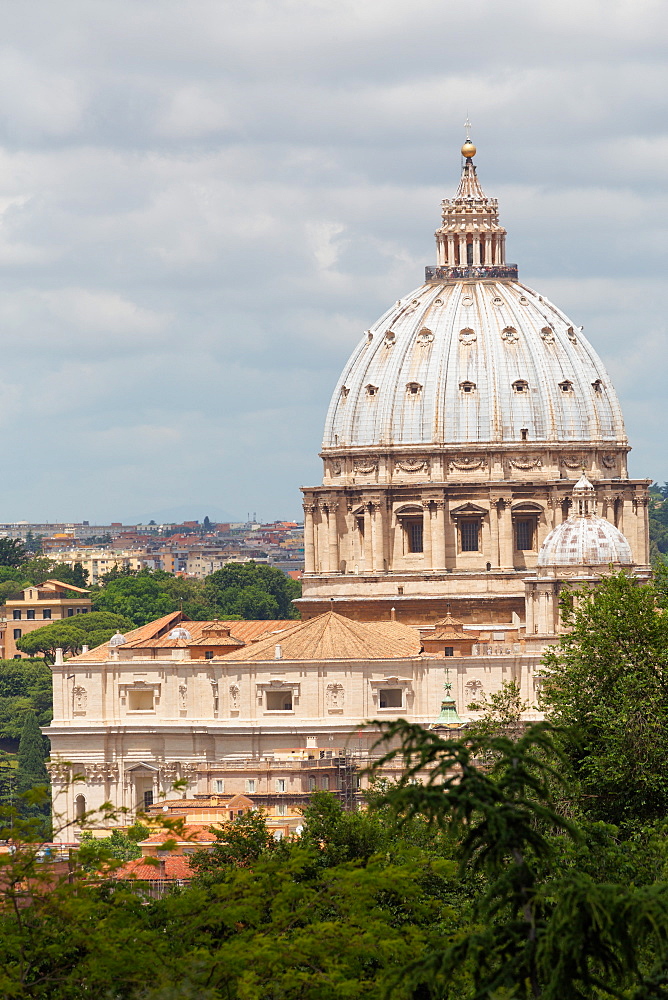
[[111, 856, 194, 881], [70, 610, 185, 662], [224, 611, 421, 661]]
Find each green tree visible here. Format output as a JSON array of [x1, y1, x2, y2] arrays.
[[16, 611, 133, 661], [0, 538, 27, 568], [541, 570, 668, 827], [49, 561, 89, 589], [204, 561, 301, 619], [0, 658, 53, 738], [16, 709, 49, 825]]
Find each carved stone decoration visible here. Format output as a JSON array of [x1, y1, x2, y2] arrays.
[[331, 460, 342, 476], [509, 455, 543, 471], [465, 679, 484, 705], [326, 683, 345, 713], [601, 454, 617, 469], [395, 459, 429, 474], [178, 684, 188, 711], [229, 684, 240, 712], [86, 762, 120, 783], [561, 455, 585, 470], [459, 327, 476, 345], [540, 326, 555, 343], [449, 456, 486, 471], [501, 326, 518, 343], [73, 686, 87, 715], [353, 460, 377, 475], [161, 761, 180, 780]]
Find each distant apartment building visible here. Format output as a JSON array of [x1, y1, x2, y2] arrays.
[[47, 548, 148, 585], [1, 579, 92, 658]]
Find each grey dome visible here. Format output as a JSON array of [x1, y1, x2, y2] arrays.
[[538, 516, 633, 568], [323, 279, 626, 450]]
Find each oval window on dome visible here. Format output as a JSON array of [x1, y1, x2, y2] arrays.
[[365, 384, 378, 397], [492, 296, 503, 306], [462, 295, 473, 307], [434, 298, 443, 306], [406, 382, 422, 396], [559, 380, 574, 393], [519, 296, 529, 305], [459, 327, 476, 345], [459, 381, 476, 394], [512, 379, 529, 393]]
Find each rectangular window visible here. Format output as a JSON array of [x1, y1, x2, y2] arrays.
[[321, 776, 330, 791], [13, 628, 21, 640], [275, 778, 286, 793], [405, 519, 423, 553], [128, 690, 154, 711], [308, 776, 316, 792], [12, 610, 20, 620], [379, 688, 403, 709], [276, 803, 287, 816], [143, 790, 153, 809], [42, 609, 52, 620], [215, 779, 224, 793], [245, 779, 256, 794], [205, 650, 214, 660], [444, 646, 454, 656], [515, 519, 533, 551], [266, 690, 293, 711], [461, 520, 480, 552], [67, 608, 74, 617], [26, 609, 35, 620]]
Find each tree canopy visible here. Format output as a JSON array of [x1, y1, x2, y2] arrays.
[[15, 611, 133, 662]]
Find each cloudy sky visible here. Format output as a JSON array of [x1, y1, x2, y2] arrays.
[[0, 0, 665, 524]]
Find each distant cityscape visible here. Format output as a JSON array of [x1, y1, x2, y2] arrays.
[[0, 518, 305, 583]]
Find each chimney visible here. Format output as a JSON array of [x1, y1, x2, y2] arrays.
[[274, 644, 282, 660], [159, 859, 166, 878], [54, 648, 64, 665], [390, 607, 396, 621], [82, 645, 89, 654]]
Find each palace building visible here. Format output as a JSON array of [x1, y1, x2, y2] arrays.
[[47, 135, 649, 838]]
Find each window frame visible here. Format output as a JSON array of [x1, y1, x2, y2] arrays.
[[460, 519, 480, 552]]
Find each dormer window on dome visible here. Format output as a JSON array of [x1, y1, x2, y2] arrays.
[[340, 385, 349, 399], [459, 327, 476, 345], [559, 380, 574, 393], [365, 384, 378, 397], [501, 326, 518, 343], [384, 330, 396, 345], [406, 382, 422, 396], [459, 381, 476, 393], [513, 380, 529, 393], [592, 379, 604, 392], [417, 328, 434, 343]]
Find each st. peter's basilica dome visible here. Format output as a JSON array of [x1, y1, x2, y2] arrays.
[[323, 158, 626, 454]]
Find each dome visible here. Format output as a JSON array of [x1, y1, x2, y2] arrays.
[[109, 632, 126, 647], [168, 627, 193, 642], [322, 149, 626, 453], [323, 279, 625, 450], [537, 515, 633, 569]]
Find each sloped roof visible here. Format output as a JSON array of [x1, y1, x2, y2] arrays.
[[111, 855, 193, 881], [224, 610, 421, 661], [71, 610, 184, 662], [424, 613, 476, 642], [140, 825, 216, 846]]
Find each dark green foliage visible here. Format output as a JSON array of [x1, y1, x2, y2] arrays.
[[16, 611, 133, 661], [0, 537, 27, 567], [16, 710, 49, 827], [89, 563, 300, 626], [203, 561, 301, 619], [650, 482, 668, 559], [48, 561, 89, 589], [541, 570, 668, 827], [0, 658, 52, 738]]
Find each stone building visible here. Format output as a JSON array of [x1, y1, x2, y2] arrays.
[[298, 138, 649, 623], [47, 134, 648, 839], [1, 579, 92, 659]]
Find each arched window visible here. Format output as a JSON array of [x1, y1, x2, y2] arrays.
[[75, 794, 86, 821]]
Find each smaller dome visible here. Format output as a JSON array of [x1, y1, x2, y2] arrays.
[[168, 626, 193, 642], [109, 632, 126, 647], [538, 516, 633, 569]]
